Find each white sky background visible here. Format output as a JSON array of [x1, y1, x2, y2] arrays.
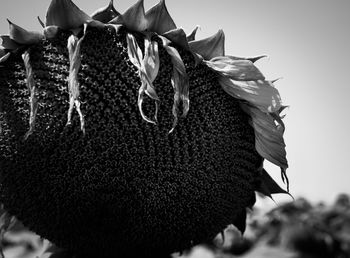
[[1, 0, 349, 204]]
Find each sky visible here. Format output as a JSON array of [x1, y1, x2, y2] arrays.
[[1, 0, 349, 205]]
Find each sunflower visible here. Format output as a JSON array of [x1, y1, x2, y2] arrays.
[[0, 0, 289, 257]]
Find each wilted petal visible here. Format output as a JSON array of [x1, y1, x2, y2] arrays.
[[91, 0, 120, 23], [110, 0, 147, 31], [146, 0, 176, 34], [8, 19, 44, 45], [163, 28, 189, 50], [219, 76, 282, 113], [0, 35, 20, 50], [188, 29, 225, 60], [186, 25, 199, 42], [159, 35, 189, 133], [126, 33, 159, 124], [46, 0, 91, 30], [0, 52, 10, 63], [241, 104, 288, 179], [204, 56, 265, 81]]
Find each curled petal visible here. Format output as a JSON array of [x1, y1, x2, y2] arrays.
[[219, 77, 282, 113], [188, 29, 225, 60], [186, 25, 199, 42], [146, 0, 176, 34], [204, 56, 265, 81], [0, 35, 20, 50], [241, 103, 288, 189], [8, 19, 44, 45], [126, 33, 159, 124], [159, 36, 189, 133], [46, 0, 91, 30], [110, 0, 147, 31], [91, 0, 120, 23], [163, 28, 189, 50]]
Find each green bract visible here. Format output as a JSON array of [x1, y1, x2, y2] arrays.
[[0, 0, 289, 257]]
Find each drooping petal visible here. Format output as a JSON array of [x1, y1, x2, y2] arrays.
[[186, 25, 199, 42], [46, 0, 91, 30], [126, 33, 159, 124], [163, 28, 189, 50], [159, 35, 189, 133], [145, 0, 176, 34], [240, 103, 288, 189], [110, 0, 147, 32], [66, 24, 87, 133], [218, 76, 282, 113], [204, 56, 265, 81], [8, 19, 44, 45], [22, 51, 39, 139], [91, 0, 120, 23], [0, 35, 20, 50], [188, 29, 225, 60]]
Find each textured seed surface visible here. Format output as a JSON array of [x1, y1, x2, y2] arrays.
[[0, 27, 262, 258]]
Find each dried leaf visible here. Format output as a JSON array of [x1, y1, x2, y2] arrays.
[[110, 0, 147, 31], [8, 19, 43, 45], [145, 0, 176, 34], [188, 29, 225, 60], [204, 56, 265, 81], [46, 0, 91, 30], [91, 0, 120, 23]]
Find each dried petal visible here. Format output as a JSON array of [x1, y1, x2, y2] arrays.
[[8, 19, 44, 45], [188, 29, 225, 60], [66, 24, 87, 133], [219, 77, 282, 113], [110, 0, 147, 31], [126, 33, 160, 124], [46, 0, 91, 30], [159, 35, 189, 133], [146, 0, 176, 34], [204, 56, 265, 81], [91, 0, 120, 23], [163, 28, 189, 50]]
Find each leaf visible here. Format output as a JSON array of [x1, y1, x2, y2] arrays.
[[7, 19, 43, 45], [188, 29, 225, 60], [240, 104, 288, 178], [186, 25, 199, 42], [204, 56, 265, 81], [218, 76, 282, 113], [256, 169, 289, 198], [145, 0, 176, 34], [109, 0, 147, 31], [91, 0, 120, 23], [163, 28, 189, 50], [0, 35, 20, 50], [46, 0, 91, 30]]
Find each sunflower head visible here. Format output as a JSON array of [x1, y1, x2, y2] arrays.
[[0, 1, 289, 257]]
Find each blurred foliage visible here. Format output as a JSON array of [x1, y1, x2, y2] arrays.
[[1, 193, 350, 258]]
